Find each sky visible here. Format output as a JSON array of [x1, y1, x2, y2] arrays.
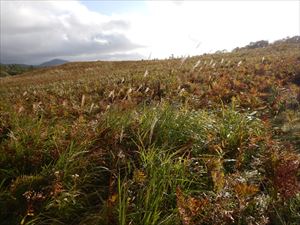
[[0, 0, 299, 65]]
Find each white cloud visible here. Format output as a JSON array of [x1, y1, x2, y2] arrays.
[[126, 1, 299, 59], [0, 0, 143, 64], [0, 0, 299, 64]]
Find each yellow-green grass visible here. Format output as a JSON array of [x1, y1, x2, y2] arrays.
[[0, 41, 299, 225]]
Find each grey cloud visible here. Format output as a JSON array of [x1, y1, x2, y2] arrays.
[[171, 1, 184, 6], [0, 1, 143, 64], [66, 51, 144, 62], [102, 20, 130, 30], [2, 32, 141, 64]]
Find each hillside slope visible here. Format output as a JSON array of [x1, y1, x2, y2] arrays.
[[38, 58, 69, 67], [0, 64, 35, 77], [0, 39, 300, 225]]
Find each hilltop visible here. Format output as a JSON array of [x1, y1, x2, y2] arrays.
[[38, 58, 69, 68], [0, 37, 300, 225]]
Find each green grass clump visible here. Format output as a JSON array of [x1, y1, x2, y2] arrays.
[[117, 147, 188, 225]]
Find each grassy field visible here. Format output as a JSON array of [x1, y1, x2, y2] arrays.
[[0, 40, 300, 225]]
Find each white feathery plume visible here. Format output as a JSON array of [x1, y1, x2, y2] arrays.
[[195, 41, 202, 49], [127, 88, 133, 95], [108, 90, 115, 98], [89, 103, 94, 113], [81, 94, 86, 107], [192, 60, 201, 70], [180, 55, 188, 67], [144, 69, 148, 77]]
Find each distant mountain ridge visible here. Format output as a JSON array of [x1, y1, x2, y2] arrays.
[[0, 59, 69, 77], [0, 59, 69, 68], [38, 59, 69, 67]]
